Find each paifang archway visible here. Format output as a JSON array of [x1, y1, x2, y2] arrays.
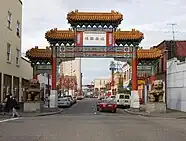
[[28, 10, 145, 108]]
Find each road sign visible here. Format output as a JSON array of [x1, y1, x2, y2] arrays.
[[36, 65, 52, 70]]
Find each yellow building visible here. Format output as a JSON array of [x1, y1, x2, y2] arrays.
[[94, 78, 109, 91], [0, 0, 33, 102]]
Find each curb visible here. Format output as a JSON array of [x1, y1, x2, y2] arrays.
[[124, 109, 186, 119], [0, 109, 63, 118], [124, 109, 155, 117], [35, 109, 63, 117]]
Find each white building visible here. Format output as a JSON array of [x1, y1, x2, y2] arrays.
[[122, 62, 131, 87], [0, 0, 33, 102], [167, 58, 186, 112], [60, 58, 81, 90]]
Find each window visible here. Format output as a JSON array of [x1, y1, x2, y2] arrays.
[[119, 95, 125, 99], [7, 43, 11, 62], [16, 21, 20, 37], [124, 95, 130, 99], [7, 11, 12, 29], [16, 49, 20, 65]]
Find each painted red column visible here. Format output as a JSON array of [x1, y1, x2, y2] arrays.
[[51, 46, 57, 90], [132, 47, 137, 90], [33, 65, 38, 80]]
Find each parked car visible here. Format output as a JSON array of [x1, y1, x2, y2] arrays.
[[58, 97, 71, 108], [107, 95, 115, 101], [76, 95, 84, 100], [64, 95, 76, 105], [97, 99, 117, 113], [98, 96, 104, 100]]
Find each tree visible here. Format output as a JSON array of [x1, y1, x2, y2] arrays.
[[117, 75, 124, 93], [117, 74, 130, 94]]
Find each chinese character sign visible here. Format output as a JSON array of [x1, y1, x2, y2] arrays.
[[83, 31, 106, 46], [76, 32, 83, 46]]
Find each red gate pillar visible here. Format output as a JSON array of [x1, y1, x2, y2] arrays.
[[50, 46, 57, 108], [132, 47, 137, 90], [33, 65, 38, 80]]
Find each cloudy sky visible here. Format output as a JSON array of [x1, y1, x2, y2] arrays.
[[22, 0, 186, 84]]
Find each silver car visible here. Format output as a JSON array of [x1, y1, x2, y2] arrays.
[[58, 97, 71, 108]]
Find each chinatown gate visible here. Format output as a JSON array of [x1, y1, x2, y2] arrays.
[[26, 10, 160, 108]]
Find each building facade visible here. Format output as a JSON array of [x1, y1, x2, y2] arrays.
[[60, 58, 81, 90], [94, 78, 109, 91], [122, 62, 131, 87], [155, 40, 186, 80], [0, 0, 33, 102]]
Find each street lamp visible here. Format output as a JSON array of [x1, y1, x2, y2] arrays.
[[109, 61, 117, 95]]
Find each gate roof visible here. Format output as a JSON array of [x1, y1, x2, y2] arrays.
[[45, 28, 144, 41], [26, 47, 162, 60], [67, 10, 123, 23]]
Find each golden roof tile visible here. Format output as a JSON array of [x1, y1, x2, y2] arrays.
[[26, 46, 51, 59], [137, 48, 162, 59], [45, 28, 143, 41], [114, 29, 144, 40], [67, 10, 123, 23], [45, 28, 74, 40]]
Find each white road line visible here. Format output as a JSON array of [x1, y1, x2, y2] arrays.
[[0, 117, 22, 123]]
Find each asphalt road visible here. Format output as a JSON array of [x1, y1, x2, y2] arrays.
[[1, 98, 186, 141]]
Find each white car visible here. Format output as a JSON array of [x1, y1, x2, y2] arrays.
[[58, 97, 71, 108]]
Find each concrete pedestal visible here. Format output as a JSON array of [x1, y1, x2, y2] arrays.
[[23, 102, 40, 112], [50, 90, 57, 108], [130, 90, 140, 110], [145, 103, 166, 113]]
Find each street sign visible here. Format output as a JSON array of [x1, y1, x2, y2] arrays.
[[37, 65, 52, 70], [137, 66, 152, 70], [83, 31, 106, 46]]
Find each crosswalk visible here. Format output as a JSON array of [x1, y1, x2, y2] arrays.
[[0, 117, 21, 123]]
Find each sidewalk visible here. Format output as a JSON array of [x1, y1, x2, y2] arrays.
[[124, 108, 186, 119], [0, 108, 63, 118]]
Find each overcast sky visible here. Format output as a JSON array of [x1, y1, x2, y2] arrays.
[[22, 0, 186, 84]]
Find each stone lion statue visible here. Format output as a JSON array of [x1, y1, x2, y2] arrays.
[[148, 80, 164, 102], [27, 79, 40, 101]]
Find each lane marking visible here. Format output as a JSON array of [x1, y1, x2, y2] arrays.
[[0, 117, 22, 123]]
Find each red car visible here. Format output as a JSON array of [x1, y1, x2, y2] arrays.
[[97, 99, 117, 113]]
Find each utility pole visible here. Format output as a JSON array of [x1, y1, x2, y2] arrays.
[[165, 23, 178, 111], [167, 23, 177, 41], [167, 23, 178, 59]]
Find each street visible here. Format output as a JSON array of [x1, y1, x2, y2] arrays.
[[1, 98, 186, 141]]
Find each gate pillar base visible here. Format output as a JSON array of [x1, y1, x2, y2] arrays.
[[50, 90, 57, 108], [130, 90, 140, 109]]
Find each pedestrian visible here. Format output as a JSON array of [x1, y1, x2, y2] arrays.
[[3, 94, 11, 115], [10, 96, 20, 118]]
